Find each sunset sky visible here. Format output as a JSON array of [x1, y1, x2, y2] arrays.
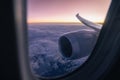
[[27, 0, 111, 23]]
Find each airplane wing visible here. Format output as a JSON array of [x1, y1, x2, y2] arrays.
[[76, 13, 102, 32]]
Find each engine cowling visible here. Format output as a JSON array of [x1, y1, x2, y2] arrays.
[[59, 29, 98, 60]]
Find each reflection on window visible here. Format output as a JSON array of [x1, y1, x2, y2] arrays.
[[27, 0, 111, 78]]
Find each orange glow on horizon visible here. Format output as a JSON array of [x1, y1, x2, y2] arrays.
[[27, 15, 105, 24]]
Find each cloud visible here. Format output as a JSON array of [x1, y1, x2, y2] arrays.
[[28, 24, 89, 77]]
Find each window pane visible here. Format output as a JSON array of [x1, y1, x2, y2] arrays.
[[27, 0, 111, 78]]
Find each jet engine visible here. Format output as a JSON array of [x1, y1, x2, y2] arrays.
[[59, 30, 98, 60]]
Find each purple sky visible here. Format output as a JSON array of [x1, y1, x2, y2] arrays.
[[27, 0, 111, 23]]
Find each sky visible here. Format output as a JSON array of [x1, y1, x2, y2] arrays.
[[27, 0, 111, 23]]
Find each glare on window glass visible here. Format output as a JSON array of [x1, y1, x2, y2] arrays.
[[27, 0, 111, 78]]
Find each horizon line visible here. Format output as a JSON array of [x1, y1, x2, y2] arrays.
[[27, 22, 103, 24]]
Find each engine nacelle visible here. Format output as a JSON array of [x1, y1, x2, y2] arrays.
[[59, 29, 98, 60]]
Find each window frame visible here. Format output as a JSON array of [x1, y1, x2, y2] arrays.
[[14, 0, 120, 80]]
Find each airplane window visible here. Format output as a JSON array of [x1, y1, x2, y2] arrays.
[[27, 0, 111, 79]]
